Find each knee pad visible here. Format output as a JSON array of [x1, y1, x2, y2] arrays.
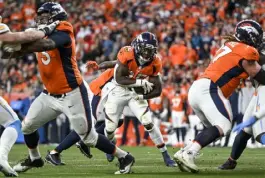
[[22, 119, 35, 135], [104, 128, 115, 141], [8, 120, 21, 133], [216, 120, 231, 136], [83, 128, 98, 147], [140, 110, 152, 127]]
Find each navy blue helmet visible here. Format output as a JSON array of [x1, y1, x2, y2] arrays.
[[132, 32, 158, 66], [235, 19, 263, 49], [36, 2, 67, 27]]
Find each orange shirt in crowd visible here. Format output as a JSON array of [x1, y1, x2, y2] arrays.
[[169, 44, 187, 66]]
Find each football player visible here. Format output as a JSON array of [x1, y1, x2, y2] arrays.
[[174, 19, 264, 173], [45, 67, 123, 165], [103, 32, 176, 167], [7, 2, 134, 175], [219, 41, 265, 170], [0, 14, 58, 177]]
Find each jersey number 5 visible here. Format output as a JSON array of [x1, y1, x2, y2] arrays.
[[41, 52, 51, 65], [212, 45, 232, 63]]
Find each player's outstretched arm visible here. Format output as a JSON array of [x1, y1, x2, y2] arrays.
[[20, 31, 71, 53], [0, 21, 59, 44]]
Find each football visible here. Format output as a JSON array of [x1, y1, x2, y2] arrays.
[[133, 76, 160, 94]]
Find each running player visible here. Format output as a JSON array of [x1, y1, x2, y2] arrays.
[[104, 32, 176, 167]]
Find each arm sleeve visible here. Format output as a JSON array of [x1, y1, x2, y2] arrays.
[[48, 31, 71, 48]]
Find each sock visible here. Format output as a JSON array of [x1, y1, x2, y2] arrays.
[[260, 134, 265, 145], [95, 134, 116, 154], [0, 127, 18, 160], [113, 147, 127, 158], [24, 131, 41, 161], [55, 130, 80, 153], [194, 126, 221, 148], [188, 141, 202, 153], [230, 130, 251, 160], [148, 125, 167, 152]]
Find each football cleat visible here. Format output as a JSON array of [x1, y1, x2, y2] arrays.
[[45, 150, 65, 166], [218, 158, 237, 170], [13, 156, 44, 173], [114, 153, 135, 174], [173, 149, 189, 172], [174, 150, 199, 173], [76, 141, 93, 158], [0, 159, 18, 177]]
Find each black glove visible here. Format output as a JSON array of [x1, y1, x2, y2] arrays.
[[38, 20, 60, 36]]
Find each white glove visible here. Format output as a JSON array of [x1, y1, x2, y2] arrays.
[[3, 43, 21, 53], [134, 79, 154, 94], [130, 90, 144, 101], [38, 20, 60, 36]]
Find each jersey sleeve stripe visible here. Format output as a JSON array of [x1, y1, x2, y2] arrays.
[[215, 66, 244, 87]]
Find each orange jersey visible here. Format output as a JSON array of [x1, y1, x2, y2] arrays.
[[171, 95, 184, 112], [117, 46, 162, 79], [89, 69, 114, 96], [200, 42, 259, 98], [36, 21, 82, 94], [149, 92, 164, 112]]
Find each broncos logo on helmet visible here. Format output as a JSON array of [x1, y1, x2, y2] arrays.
[[235, 19, 263, 49], [132, 32, 158, 66], [36, 2, 67, 27]]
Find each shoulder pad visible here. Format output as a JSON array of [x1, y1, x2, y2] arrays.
[[56, 21, 73, 34]]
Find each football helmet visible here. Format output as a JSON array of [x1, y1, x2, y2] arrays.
[[132, 32, 158, 66], [235, 19, 263, 49], [36, 2, 67, 27]]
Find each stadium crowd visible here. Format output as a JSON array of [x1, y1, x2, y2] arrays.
[[0, 0, 264, 146]]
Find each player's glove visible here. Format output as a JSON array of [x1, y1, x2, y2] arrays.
[[233, 116, 258, 133], [135, 79, 154, 94], [130, 90, 144, 101], [38, 20, 60, 36], [86, 61, 99, 70], [3, 43, 21, 53]]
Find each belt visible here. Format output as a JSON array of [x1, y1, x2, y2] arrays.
[[43, 90, 67, 98]]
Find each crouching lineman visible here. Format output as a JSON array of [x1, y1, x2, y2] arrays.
[[104, 32, 176, 167], [5, 2, 134, 175], [174, 19, 264, 173], [0, 15, 58, 176], [219, 45, 265, 170]]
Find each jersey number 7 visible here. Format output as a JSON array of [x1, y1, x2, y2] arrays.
[[212, 45, 232, 63]]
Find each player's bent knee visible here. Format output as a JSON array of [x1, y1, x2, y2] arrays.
[[8, 120, 21, 133], [216, 123, 231, 136], [83, 128, 98, 146], [140, 110, 152, 126], [104, 129, 115, 141], [22, 120, 36, 135]]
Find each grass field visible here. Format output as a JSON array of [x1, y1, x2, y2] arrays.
[[7, 145, 265, 178]]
